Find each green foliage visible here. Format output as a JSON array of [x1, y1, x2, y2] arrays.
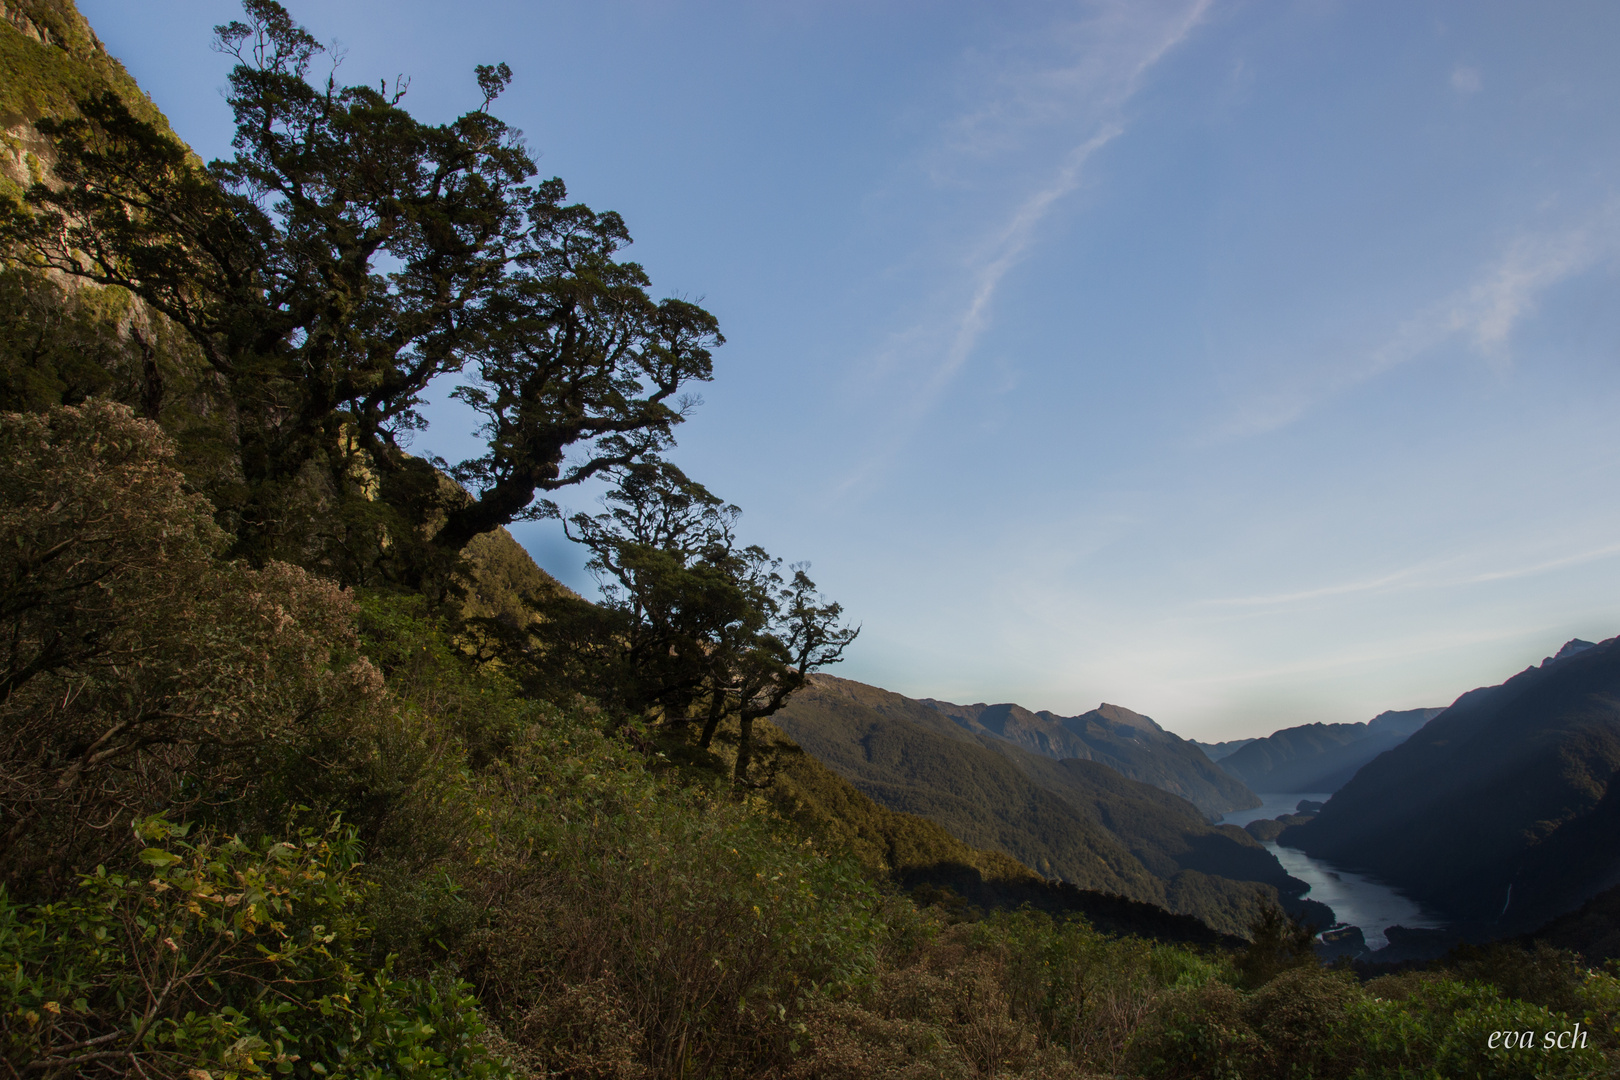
[[984, 908, 1220, 1071], [556, 460, 857, 782], [447, 711, 893, 1077], [2, 9, 1618, 1080], [231, 589, 895, 1078], [1132, 965, 1614, 1080], [1347, 976, 1609, 1080], [0, 268, 133, 410], [0, 402, 382, 894], [1446, 941, 1590, 1015], [0, 815, 511, 1080], [0, 3, 167, 126], [1235, 903, 1320, 989]]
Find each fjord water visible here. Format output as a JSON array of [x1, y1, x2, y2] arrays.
[[1221, 794, 1447, 950]]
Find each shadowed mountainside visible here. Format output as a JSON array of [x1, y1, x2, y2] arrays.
[[918, 697, 1260, 817], [1217, 707, 1444, 794], [1527, 881, 1620, 964], [775, 674, 1328, 937], [1194, 737, 1256, 762], [1285, 637, 1620, 934]]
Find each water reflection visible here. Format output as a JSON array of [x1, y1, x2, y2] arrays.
[[1221, 793, 1447, 951]]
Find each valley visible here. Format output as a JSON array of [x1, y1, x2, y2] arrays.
[[1219, 794, 1447, 952], [775, 638, 1620, 965]]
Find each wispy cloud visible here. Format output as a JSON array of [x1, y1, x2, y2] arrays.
[[833, 1, 1211, 497], [1456, 220, 1610, 356], [934, 0, 1212, 392], [1201, 540, 1620, 610], [923, 123, 1123, 400], [1218, 201, 1620, 439]]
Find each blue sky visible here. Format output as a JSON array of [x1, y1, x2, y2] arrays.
[[82, 0, 1620, 739]]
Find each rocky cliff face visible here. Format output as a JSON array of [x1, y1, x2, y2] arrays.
[[1, 1, 210, 431]]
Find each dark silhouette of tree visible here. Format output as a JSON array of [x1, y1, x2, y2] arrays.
[[1235, 901, 1319, 988], [4, 0, 717, 584], [563, 462, 858, 782]]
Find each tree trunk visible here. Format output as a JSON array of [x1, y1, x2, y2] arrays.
[[732, 714, 755, 784], [698, 691, 727, 750]]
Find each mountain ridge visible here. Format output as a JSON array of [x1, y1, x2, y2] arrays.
[[775, 673, 1328, 937], [1217, 707, 1444, 793], [917, 695, 1260, 818], [1284, 636, 1620, 934]]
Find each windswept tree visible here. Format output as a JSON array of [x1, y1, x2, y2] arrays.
[[563, 462, 858, 782], [3, 0, 718, 584]]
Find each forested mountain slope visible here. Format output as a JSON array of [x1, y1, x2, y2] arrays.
[[1285, 637, 1620, 933], [1217, 707, 1444, 793], [776, 675, 1328, 937], [918, 696, 1259, 817]]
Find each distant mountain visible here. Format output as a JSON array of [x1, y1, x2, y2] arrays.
[[773, 675, 1327, 938], [1543, 639, 1597, 666], [1194, 738, 1256, 762], [1283, 637, 1620, 934], [1217, 707, 1444, 793], [917, 697, 1260, 818]]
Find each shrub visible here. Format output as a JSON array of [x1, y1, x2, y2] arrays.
[[987, 907, 1217, 1072], [1346, 975, 1610, 1080], [440, 710, 890, 1079], [0, 815, 510, 1079], [1129, 978, 1262, 1080], [0, 403, 381, 895]]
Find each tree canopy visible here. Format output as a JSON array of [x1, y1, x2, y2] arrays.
[[5, 0, 718, 584], [2, 0, 852, 785], [511, 459, 861, 780]]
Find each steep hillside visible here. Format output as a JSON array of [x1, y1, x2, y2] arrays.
[[919, 696, 1260, 817], [1218, 707, 1443, 793], [448, 533, 1246, 942], [775, 674, 1328, 937], [1528, 881, 1620, 963], [1, 1, 227, 489], [1285, 637, 1620, 933], [0, 0, 170, 131], [1194, 737, 1256, 761]]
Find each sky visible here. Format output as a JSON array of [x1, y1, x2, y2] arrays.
[[79, 0, 1620, 740]]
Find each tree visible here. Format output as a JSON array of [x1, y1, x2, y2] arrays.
[[721, 565, 859, 783], [563, 462, 858, 782], [1235, 901, 1320, 988], [3, 0, 718, 584]]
